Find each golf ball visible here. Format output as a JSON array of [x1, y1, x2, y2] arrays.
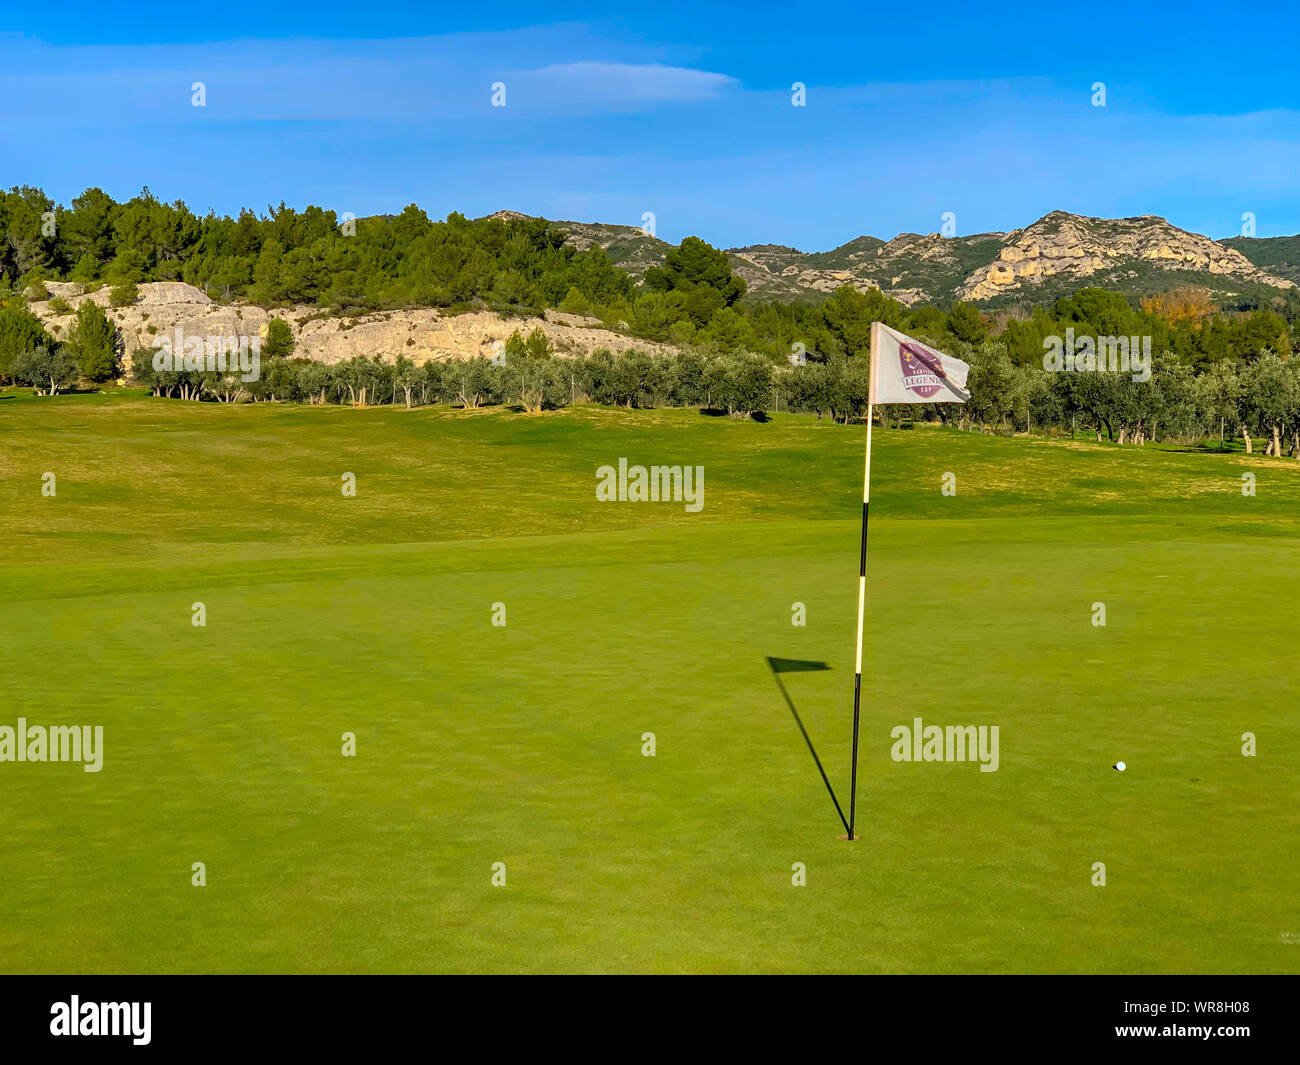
[[1114, 761, 1127, 772]]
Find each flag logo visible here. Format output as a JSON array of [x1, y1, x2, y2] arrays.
[[899, 342, 948, 399], [870, 322, 971, 405]]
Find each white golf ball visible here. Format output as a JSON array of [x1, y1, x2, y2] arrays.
[[1114, 761, 1127, 772]]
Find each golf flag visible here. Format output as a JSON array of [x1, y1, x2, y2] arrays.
[[846, 323, 970, 842], [869, 322, 971, 405]]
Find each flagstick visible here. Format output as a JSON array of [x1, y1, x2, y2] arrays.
[[848, 326, 878, 841]]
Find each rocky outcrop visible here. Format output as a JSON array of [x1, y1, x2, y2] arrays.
[[27, 284, 671, 374], [729, 231, 1004, 305], [959, 212, 1292, 301]]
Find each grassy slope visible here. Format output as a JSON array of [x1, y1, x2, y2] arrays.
[[1222, 234, 1300, 284], [1, 391, 1297, 973]]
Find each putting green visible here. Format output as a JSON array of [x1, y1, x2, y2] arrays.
[[0, 392, 1296, 973]]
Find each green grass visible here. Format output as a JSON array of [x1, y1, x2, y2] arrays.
[[1, 390, 1297, 973]]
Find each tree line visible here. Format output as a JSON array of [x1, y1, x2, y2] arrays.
[[4, 184, 1300, 454], [4, 185, 1297, 367], [115, 322, 1300, 458], [5, 284, 1300, 457]]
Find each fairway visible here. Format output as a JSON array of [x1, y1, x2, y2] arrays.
[[1, 392, 1297, 973]]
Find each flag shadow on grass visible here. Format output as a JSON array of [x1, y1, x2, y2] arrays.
[[766, 657, 849, 834]]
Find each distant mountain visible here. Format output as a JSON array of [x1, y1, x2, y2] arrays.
[[957, 212, 1292, 306], [484, 209, 1296, 308], [731, 231, 1006, 305], [1221, 234, 1300, 286]]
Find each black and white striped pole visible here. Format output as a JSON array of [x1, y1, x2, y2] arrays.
[[846, 323, 879, 842]]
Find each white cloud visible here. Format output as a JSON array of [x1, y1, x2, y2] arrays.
[[517, 61, 737, 104]]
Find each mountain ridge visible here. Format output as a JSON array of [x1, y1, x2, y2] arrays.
[[485, 209, 1296, 308]]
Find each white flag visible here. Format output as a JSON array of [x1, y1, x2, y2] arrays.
[[869, 322, 970, 405]]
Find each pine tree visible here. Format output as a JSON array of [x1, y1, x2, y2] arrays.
[[68, 301, 119, 381]]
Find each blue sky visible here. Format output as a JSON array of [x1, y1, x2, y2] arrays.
[[2, 1, 1296, 250]]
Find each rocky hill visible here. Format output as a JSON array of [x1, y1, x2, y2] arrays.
[[957, 212, 1291, 305], [514, 209, 1295, 307], [27, 281, 672, 373], [734, 232, 1006, 305], [1221, 234, 1300, 285]]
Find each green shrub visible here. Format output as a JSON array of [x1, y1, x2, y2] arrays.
[[110, 282, 139, 308]]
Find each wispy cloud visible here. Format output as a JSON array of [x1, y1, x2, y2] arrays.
[[515, 61, 736, 106], [0, 32, 735, 124]]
